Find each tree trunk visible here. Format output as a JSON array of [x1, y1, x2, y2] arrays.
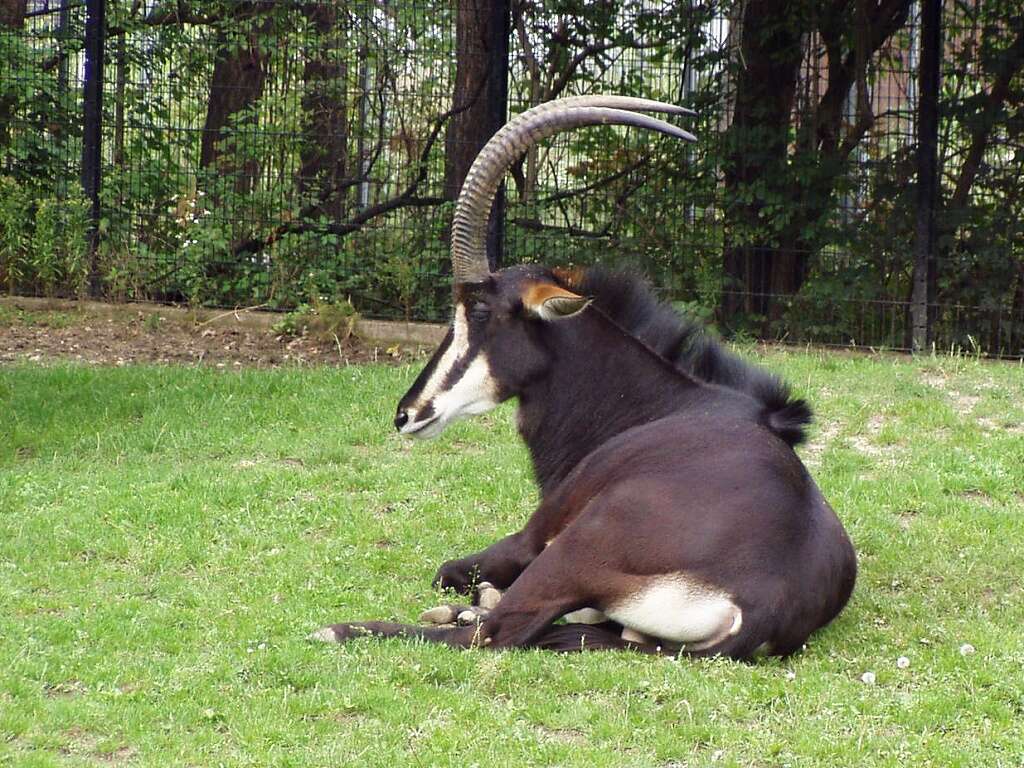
[[200, 17, 273, 197], [910, 0, 940, 352], [946, 25, 1024, 215], [1010, 263, 1024, 357], [720, 0, 807, 327], [720, 0, 913, 333], [931, 21, 1023, 351], [444, 0, 510, 271], [296, 4, 349, 220], [0, 0, 25, 26], [0, 0, 27, 150]]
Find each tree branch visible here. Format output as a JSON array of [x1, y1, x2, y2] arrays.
[[106, 0, 282, 34], [231, 93, 478, 258], [509, 218, 611, 239], [546, 40, 620, 100], [532, 157, 649, 205], [948, 22, 1024, 211], [812, 0, 913, 160]]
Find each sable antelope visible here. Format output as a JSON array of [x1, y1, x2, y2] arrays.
[[312, 96, 856, 658]]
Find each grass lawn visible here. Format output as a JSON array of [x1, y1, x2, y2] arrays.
[[1, 349, 1023, 766]]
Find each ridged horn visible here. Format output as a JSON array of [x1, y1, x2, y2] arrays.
[[451, 95, 697, 285]]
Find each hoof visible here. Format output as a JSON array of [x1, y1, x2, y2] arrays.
[[307, 626, 341, 643], [419, 605, 458, 624], [307, 623, 376, 643], [621, 627, 647, 644], [477, 585, 502, 610], [422, 603, 491, 626]]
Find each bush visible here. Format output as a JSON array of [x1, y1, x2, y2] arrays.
[[0, 178, 92, 298], [0, 177, 30, 293], [273, 297, 359, 343]]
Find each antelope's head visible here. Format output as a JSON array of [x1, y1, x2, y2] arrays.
[[394, 96, 696, 439]]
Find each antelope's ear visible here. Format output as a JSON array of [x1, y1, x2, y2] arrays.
[[522, 282, 591, 321]]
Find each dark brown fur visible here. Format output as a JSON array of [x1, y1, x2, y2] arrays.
[[325, 267, 856, 659]]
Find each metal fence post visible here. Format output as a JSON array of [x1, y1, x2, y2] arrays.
[[911, 0, 940, 352], [80, 0, 105, 298]]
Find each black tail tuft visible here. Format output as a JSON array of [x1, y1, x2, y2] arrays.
[[766, 396, 813, 447], [751, 379, 813, 447]]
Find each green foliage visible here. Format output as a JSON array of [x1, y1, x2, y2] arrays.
[[365, 208, 450, 323], [0, 177, 30, 293], [0, 177, 91, 297], [672, 299, 716, 332], [1, 0, 1020, 354], [272, 296, 359, 342], [0, 305, 76, 328], [30, 196, 91, 298], [142, 312, 163, 333]]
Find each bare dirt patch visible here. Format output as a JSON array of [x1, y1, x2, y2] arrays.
[[921, 367, 995, 414], [801, 419, 842, 468], [848, 413, 896, 458], [60, 727, 137, 765], [44, 680, 87, 697], [535, 726, 588, 746], [0, 299, 430, 367], [959, 489, 995, 508], [234, 456, 306, 470], [100, 745, 139, 764], [977, 415, 1024, 435], [897, 508, 919, 531]]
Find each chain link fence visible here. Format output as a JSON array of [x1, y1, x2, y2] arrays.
[[2, 0, 1022, 356]]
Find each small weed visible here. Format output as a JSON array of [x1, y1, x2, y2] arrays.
[[143, 313, 163, 333], [0, 304, 17, 327], [273, 297, 359, 343]]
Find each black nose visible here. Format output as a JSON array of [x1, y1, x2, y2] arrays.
[[394, 410, 409, 430]]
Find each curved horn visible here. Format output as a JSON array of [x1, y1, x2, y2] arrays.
[[451, 96, 697, 285]]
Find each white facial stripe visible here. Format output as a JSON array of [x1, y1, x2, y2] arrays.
[[432, 354, 499, 418], [401, 303, 500, 438], [409, 304, 470, 416]]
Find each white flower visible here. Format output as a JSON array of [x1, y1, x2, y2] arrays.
[[896, 656, 910, 669], [959, 643, 976, 656], [861, 671, 876, 685]]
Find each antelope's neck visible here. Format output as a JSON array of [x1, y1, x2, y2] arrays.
[[516, 309, 699, 496]]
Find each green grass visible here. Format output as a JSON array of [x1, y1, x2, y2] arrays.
[[1, 350, 1023, 767]]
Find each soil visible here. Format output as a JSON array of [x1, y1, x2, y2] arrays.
[[0, 299, 431, 367]]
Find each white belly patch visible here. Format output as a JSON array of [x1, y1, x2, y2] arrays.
[[604, 575, 742, 648]]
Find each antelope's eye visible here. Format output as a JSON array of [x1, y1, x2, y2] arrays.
[[469, 302, 491, 324]]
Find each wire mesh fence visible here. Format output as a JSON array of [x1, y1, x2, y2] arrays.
[[1, 0, 1022, 356]]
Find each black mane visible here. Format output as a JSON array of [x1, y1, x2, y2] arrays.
[[562, 267, 812, 446]]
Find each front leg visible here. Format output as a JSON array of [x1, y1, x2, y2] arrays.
[[433, 531, 539, 593], [433, 488, 590, 593]]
